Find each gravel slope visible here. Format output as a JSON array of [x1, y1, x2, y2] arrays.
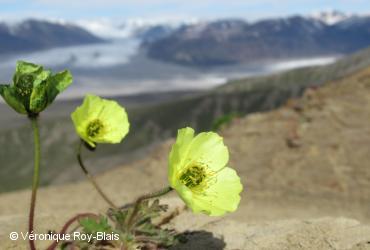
[[1, 66, 370, 249]]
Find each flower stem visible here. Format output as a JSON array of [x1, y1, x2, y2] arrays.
[[77, 140, 117, 209], [28, 115, 40, 250], [46, 213, 98, 250], [126, 186, 173, 228]]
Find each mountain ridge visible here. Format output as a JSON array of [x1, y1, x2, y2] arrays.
[[144, 14, 370, 66], [0, 19, 105, 55]]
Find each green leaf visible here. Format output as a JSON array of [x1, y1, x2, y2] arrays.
[[0, 85, 27, 114], [69, 200, 177, 249], [0, 84, 6, 95], [80, 216, 113, 235], [211, 112, 240, 131]]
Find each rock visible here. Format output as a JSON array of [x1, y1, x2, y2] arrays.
[[170, 216, 370, 250]]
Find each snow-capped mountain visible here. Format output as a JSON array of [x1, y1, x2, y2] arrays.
[[144, 14, 370, 66], [311, 10, 351, 25], [0, 19, 103, 55], [2, 11, 370, 66]]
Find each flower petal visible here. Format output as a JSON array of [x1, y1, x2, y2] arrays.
[[191, 167, 243, 216], [172, 182, 194, 209], [187, 131, 229, 172], [30, 81, 48, 113], [47, 70, 73, 104], [168, 127, 195, 186], [93, 99, 129, 144], [14, 61, 41, 75], [0, 85, 27, 114], [71, 94, 103, 147]]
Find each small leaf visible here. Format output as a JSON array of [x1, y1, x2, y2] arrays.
[[68, 201, 177, 249], [110, 209, 129, 230], [0, 84, 6, 95], [80, 216, 113, 234]]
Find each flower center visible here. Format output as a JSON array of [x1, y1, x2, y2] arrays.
[[86, 119, 104, 138], [180, 165, 207, 189], [15, 75, 34, 97]]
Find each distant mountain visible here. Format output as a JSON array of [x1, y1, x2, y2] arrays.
[[0, 19, 104, 55], [134, 25, 176, 43], [311, 10, 350, 25], [144, 13, 370, 66]]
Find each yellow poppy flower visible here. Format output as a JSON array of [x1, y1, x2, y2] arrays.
[[71, 94, 129, 148], [168, 127, 243, 216]]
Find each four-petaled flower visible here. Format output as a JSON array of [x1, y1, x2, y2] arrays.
[[0, 61, 72, 116], [71, 94, 129, 148], [168, 127, 243, 216]]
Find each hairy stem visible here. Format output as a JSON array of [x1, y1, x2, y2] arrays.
[[127, 186, 173, 228], [28, 115, 40, 250], [46, 213, 98, 250], [77, 140, 117, 209]]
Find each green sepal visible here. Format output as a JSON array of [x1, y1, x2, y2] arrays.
[[0, 85, 27, 114]]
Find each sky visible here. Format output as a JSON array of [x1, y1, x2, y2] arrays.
[[0, 0, 369, 22]]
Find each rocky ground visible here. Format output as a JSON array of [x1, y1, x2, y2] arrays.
[[1, 66, 370, 249]]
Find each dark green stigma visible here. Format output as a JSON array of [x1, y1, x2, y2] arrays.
[[15, 75, 34, 97], [180, 165, 207, 188], [86, 119, 104, 138]]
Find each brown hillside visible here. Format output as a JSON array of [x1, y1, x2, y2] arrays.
[[1, 66, 370, 249]]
